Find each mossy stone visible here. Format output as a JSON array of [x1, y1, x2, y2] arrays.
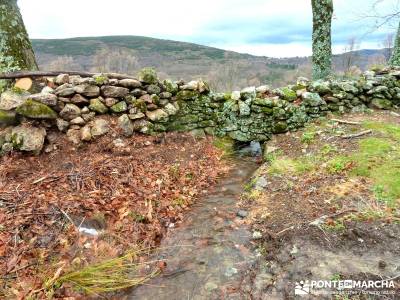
[[278, 87, 297, 101], [370, 98, 392, 110], [89, 98, 108, 114], [111, 101, 128, 113], [272, 121, 288, 133], [0, 109, 17, 125], [253, 98, 273, 107], [16, 100, 57, 119], [176, 90, 199, 101]]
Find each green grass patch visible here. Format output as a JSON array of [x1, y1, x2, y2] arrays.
[[263, 149, 283, 163], [322, 219, 346, 232], [363, 121, 400, 140], [321, 144, 338, 155], [301, 131, 316, 144], [326, 156, 350, 173], [268, 156, 316, 175]]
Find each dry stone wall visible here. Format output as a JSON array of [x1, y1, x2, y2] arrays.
[[1, 67, 400, 154]]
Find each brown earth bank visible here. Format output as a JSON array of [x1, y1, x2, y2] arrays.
[[0, 128, 229, 299], [240, 110, 400, 299]]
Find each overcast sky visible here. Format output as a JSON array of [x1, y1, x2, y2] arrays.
[[19, 0, 399, 58]]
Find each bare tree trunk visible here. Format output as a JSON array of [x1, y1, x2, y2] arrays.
[[0, 0, 38, 72], [389, 22, 400, 66], [311, 0, 333, 80]]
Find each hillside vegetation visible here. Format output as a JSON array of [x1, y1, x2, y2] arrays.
[[32, 35, 390, 91]]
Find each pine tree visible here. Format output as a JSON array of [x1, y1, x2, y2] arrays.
[[311, 0, 333, 80]]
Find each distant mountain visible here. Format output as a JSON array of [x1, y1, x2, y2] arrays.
[[31, 36, 390, 91]]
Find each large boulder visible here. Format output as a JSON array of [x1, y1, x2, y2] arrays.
[[111, 101, 128, 113], [238, 101, 250, 116], [118, 79, 142, 88], [90, 119, 110, 137], [89, 98, 108, 114], [147, 84, 161, 94], [16, 100, 57, 119], [275, 87, 297, 101], [59, 103, 81, 120], [145, 109, 168, 122], [101, 86, 129, 98], [74, 84, 100, 97], [309, 80, 331, 94], [370, 98, 392, 110], [11, 125, 46, 153], [0, 90, 29, 110], [164, 103, 178, 115], [241, 86, 256, 99], [163, 79, 178, 94], [118, 114, 134, 137], [301, 92, 326, 107], [28, 93, 58, 106], [71, 94, 89, 105]]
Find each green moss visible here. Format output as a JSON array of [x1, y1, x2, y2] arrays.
[[272, 121, 288, 133], [213, 136, 235, 157], [89, 98, 108, 114], [15, 99, 57, 119], [278, 87, 297, 101], [110, 101, 128, 113], [176, 90, 199, 101], [132, 99, 147, 112], [138, 67, 157, 84], [93, 74, 108, 85], [11, 86, 25, 94], [253, 98, 273, 107], [0, 109, 16, 125]]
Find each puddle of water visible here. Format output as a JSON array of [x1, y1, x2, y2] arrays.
[[128, 158, 258, 300]]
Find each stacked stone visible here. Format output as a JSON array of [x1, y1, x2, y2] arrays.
[[0, 70, 208, 153], [1, 67, 400, 154]]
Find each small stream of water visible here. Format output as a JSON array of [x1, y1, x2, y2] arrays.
[[128, 158, 258, 299]]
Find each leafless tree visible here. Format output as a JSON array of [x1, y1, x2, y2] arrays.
[[207, 62, 243, 92], [367, 54, 387, 68], [381, 33, 394, 60], [91, 47, 139, 74], [47, 56, 82, 71], [362, 0, 400, 28], [342, 37, 359, 73]]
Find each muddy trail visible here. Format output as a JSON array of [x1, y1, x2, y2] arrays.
[[128, 157, 259, 300]]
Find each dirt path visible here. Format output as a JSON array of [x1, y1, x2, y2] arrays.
[[128, 158, 259, 299]]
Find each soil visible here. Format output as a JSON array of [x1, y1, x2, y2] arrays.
[[240, 111, 400, 299], [0, 127, 229, 298], [2, 110, 400, 299]]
